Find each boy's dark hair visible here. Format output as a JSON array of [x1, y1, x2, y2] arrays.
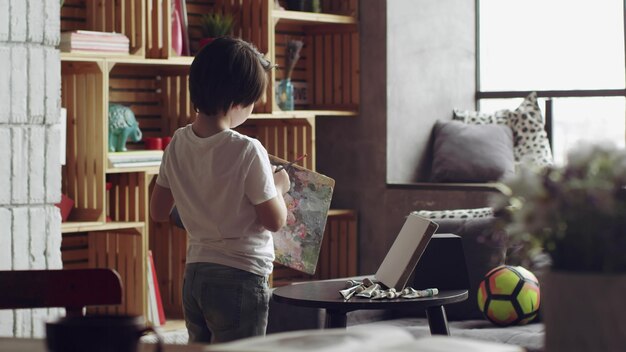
[[189, 37, 273, 116]]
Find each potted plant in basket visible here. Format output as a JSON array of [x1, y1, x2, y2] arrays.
[[491, 142, 626, 352], [199, 12, 234, 49]]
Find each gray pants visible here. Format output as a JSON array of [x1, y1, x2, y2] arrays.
[[183, 262, 270, 344]]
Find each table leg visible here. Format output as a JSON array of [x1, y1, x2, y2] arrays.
[[325, 309, 348, 328], [426, 305, 450, 335]]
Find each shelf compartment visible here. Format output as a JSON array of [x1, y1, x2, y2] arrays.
[[272, 10, 356, 25], [184, 0, 270, 55], [251, 110, 358, 119], [61, 60, 108, 223], [108, 63, 194, 142], [183, 0, 273, 113], [148, 177, 187, 319], [62, 220, 145, 234], [106, 173, 149, 223], [274, 22, 359, 113], [237, 118, 316, 170], [61, 226, 147, 317], [61, 0, 145, 57], [90, 229, 146, 317]]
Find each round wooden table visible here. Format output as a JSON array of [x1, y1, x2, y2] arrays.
[[272, 277, 468, 335]]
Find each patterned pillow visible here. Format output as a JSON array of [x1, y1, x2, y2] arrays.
[[453, 92, 553, 166], [413, 207, 493, 220]]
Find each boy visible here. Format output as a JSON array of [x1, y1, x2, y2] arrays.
[[150, 37, 290, 344]]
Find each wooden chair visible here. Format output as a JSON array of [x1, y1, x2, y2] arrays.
[[0, 268, 123, 317]]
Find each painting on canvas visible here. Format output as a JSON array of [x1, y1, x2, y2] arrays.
[[270, 155, 335, 274]]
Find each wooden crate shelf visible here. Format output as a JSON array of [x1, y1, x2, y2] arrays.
[[59, 0, 359, 323], [274, 21, 359, 113], [106, 172, 149, 223], [108, 62, 194, 142], [61, 226, 147, 317], [61, 0, 145, 57], [272, 10, 356, 25], [62, 220, 144, 234], [61, 60, 107, 223]]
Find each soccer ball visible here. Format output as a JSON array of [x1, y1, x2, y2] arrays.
[[477, 265, 540, 326]]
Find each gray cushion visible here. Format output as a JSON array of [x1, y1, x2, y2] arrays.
[[453, 92, 553, 167], [431, 120, 515, 182], [434, 217, 507, 320]]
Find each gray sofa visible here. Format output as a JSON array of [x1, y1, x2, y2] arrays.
[[267, 216, 545, 352]]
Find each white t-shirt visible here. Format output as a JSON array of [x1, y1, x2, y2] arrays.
[[156, 125, 277, 276]]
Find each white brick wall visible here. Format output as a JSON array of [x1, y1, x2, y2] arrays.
[[0, 0, 62, 338], [9, 0, 26, 43], [28, 47, 45, 124], [0, 47, 9, 124], [0, 0, 8, 42], [44, 48, 60, 125], [11, 127, 28, 204], [0, 127, 11, 204], [29, 127, 45, 204], [27, 0, 44, 44], [43, 0, 60, 46], [46, 126, 61, 204], [10, 47, 27, 124]]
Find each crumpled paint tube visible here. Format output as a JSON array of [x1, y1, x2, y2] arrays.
[[339, 279, 439, 301]]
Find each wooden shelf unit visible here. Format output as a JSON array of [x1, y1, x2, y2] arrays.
[[59, 0, 360, 323], [272, 10, 357, 25]]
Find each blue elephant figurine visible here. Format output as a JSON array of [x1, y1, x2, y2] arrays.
[[108, 103, 142, 152]]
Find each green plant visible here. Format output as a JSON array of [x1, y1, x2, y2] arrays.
[[491, 143, 626, 273], [200, 12, 234, 38]]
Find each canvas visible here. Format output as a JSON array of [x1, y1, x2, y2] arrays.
[[270, 155, 335, 274]]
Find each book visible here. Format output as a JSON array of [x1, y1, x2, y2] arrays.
[[269, 155, 335, 274], [374, 213, 438, 291], [109, 161, 162, 168], [148, 250, 166, 326], [108, 150, 164, 162], [145, 254, 159, 326], [60, 30, 130, 54], [108, 151, 163, 169]]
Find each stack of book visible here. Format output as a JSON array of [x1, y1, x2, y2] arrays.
[[108, 150, 163, 169], [60, 30, 130, 54]]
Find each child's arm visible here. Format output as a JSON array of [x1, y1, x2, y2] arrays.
[[150, 183, 175, 222], [254, 168, 289, 232]]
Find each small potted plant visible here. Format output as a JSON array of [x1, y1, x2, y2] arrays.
[[491, 142, 626, 351], [199, 12, 234, 48]]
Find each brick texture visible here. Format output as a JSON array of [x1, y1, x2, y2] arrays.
[[27, 0, 44, 44], [0, 46, 10, 124], [28, 47, 45, 124], [11, 127, 28, 204], [9, 0, 26, 43], [10, 46, 27, 123], [29, 127, 45, 204], [0, 128, 11, 204]]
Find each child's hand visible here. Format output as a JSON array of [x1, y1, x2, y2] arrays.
[[273, 168, 291, 195]]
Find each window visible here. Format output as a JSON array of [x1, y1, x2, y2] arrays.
[[478, 0, 625, 164]]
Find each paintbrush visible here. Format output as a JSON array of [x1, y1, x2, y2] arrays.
[[274, 154, 307, 173]]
